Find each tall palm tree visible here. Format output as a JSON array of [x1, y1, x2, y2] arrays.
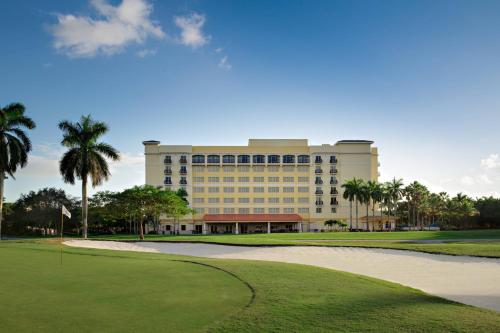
[[342, 180, 355, 230], [59, 115, 120, 239], [386, 178, 403, 230], [367, 181, 382, 232], [359, 182, 371, 231], [342, 178, 364, 230], [0, 103, 36, 240]]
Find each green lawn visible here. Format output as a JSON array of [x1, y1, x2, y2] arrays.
[[95, 229, 500, 257], [1, 241, 500, 332]]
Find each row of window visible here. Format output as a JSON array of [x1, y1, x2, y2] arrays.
[[191, 154, 312, 164], [191, 165, 310, 172], [315, 176, 338, 184], [192, 186, 311, 193], [193, 197, 310, 204], [193, 207, 338, 214], [193, 176, 310, 183]]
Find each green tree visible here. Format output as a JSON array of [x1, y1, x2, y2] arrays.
[[0, 103, 36, 240], [342, 178, 364, 230], [366, 181, 383, 231], [58, 115, 120, 239], [386, 178, 404, 230], [359, 182, 371, 231]]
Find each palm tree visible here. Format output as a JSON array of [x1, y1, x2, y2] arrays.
[[0, 103, 36, 240], [342, 178, 364, 230], [342, 180, 356, 230], [367, 181, 382, 232], [386, 178, 403, 230], [59, 115, 120, 239], [359, 182, 371, 231]]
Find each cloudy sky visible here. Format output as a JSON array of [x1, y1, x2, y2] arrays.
[[1, 0, 500, 201]]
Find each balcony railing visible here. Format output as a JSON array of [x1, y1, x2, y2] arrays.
[[179, 180, 187, 185], [315, 169, 323, 174], [180, 169, 187, 174], [179, 157, 187, 164], [330, 180, 338, 185], [330, 189, 338, 195], [315, 201, 324, 206], [330, 157, 338, 164], [315, 180, 323, 185], [330, 200, 339, 205], [315, 190, 323, 195], [164, 158, 172, 164], [164, 169, 172, 175], [315, 157, 323, 164], [330, 169, 338, 174], [164, 181, 172, 185]]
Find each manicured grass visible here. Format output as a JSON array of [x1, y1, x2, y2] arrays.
[[1, 241, 499, 332], [95, 229, 500, 257], [0, 241, 250, 333]]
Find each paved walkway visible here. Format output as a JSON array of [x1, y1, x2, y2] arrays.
[[65, 240, 500, 312]]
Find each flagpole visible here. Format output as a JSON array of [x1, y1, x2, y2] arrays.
[[60, 207, 64, 265]]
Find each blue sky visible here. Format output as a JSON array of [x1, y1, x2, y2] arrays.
[[1, 0, 500, 201]]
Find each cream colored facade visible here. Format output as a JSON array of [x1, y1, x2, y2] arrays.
[[143, 139, 386, 234]]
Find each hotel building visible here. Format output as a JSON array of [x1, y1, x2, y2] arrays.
[[144, 139, 387, 234]]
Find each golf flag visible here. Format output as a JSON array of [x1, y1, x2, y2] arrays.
[[62, 205, 71, 219]]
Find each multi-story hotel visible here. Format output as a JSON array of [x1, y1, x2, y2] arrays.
[[144, 139, 387, 234]]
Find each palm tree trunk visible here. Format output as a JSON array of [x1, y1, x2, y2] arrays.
[[366, 203, 369, 232], [0, 172, 4, 240], [355, 199, 359, 231], [139, 218, 144, 240], [349, 201, 353, 230], [371, 202, 376, 232], [82, 176, 88, 239]]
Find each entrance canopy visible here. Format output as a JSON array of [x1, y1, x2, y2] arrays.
[[202, 214, 302, 223]]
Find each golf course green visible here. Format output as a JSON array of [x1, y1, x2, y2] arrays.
[[1, 240, 500, 332]]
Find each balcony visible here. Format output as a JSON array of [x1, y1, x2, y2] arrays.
[[179, 157, 187, 164], [315, 179, 323, 185], [180, 168, 187, 175], [164, 169, 172, 175], [330, 169, 338, 174], [179, 180, 187, 185], [330, 179, 338, 185], [164, 180, 172, 185], [315, 157, 323, 164], [164, 157, 172, 164], [330, 156, 338, 164], [330, 199, 339, 205], [315, 201, 324, 206], [315, 168, 323, 174], [315, 190, 323, 195], [330, 188, 338, 195]]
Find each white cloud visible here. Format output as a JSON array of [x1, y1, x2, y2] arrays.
[[136, 48, 157, 58], [174, 13, 210, 48], [218, 55, 232, 70], [214, 47, 223, 54], [460, 175, 475, 186], [50, 0, 164, 58], [481, 153, 500, 170]]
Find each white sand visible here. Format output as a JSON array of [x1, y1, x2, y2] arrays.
[[64, 240, 500, 312]]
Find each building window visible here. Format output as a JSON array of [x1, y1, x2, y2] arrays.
[[330, 155, 338, 163], [238, 155, 250, 163], [208, 176, 219, 183], [331, 207, 337, 213], [283, 197, 294, 203], [237, 166, 250, 172], [164, 167, 172, 175], [208, 208, 220, 214], [192, 155, 205, 164], [223, 166, 235, 172], [253, 166, 264, 172], [330, 177, 338, 185], [283, 176, 294, 182], [238, 187, 250, 193], [315, 156, 323, 164], [223, 176, 234, 182], [180, 155, 187, 164], [193, 166, 204, 172], [253, 198, 265, 203], [253, 208, 265, 213], [283, 155, 295, 164], [180, 177, 187, 185], [253, 155, 265, 164], [239, 208, 250, 214], [284, 208, 294, 213], [193, 176, 204, 183], [282, 166, 295, 172], [164, 155, 172, 164], [179, 166, 188, 174], [299, 208, 309, 214], [315, 177, 323, 185], [268, 166, 280, 172], [297, 166, 309, 172], [223, 155, 235, 164], [207, 155, 220, 164], [268, 177, 279, 182], [223, 187, 234, 193], [238, 198, 250, 203], [316, 207, 322, 213], [267, 155, 280, 163], [193, 187, 204, 193], [268, 197, 280, 203], [298, 186, 309, 192], [208, 197, 220, 203], [298, 197, 309, 203], [224, 208, 235, 213], [164, 177, 172, 185], [283, 187, 294, 193], [268, 208, 280, 214], [253, 176, 264, 182], [224, 197, 234, 203], [165, 225, 171, 231], [253, 187, 265, 193], [268, 187, 279, 193], [298, 155, 310, 163], [238, 176, 249, 182], [193, 198, 204, 203], [181, 225, 186, 231], [298, 176, 309, 182], [208, 187, 219, 193], [194, 208, 205, 214], [207, 166, 219, 172]]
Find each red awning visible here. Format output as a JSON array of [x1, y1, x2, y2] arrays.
[[202, 214, 302, 222]]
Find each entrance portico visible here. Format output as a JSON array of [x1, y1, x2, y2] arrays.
[[202, 214, 303, 234]]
